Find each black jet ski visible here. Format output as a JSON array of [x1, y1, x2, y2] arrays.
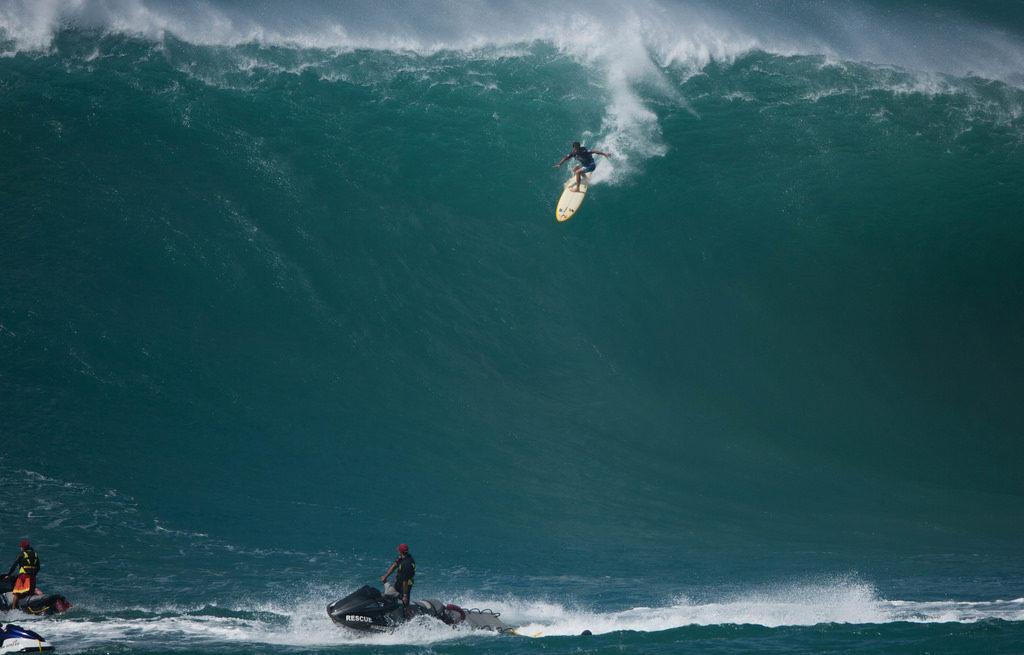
[[0, 623, 55, 653], [327, 585, 512, 633], [0, 576, 72, 616]]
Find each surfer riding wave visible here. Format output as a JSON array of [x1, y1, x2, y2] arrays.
[[553, 141, 611, 192]]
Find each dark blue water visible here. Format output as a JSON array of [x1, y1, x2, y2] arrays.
[[2, 1, 1023, 652]]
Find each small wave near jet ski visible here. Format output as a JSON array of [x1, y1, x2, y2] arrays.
[[0, 576, 71, 616], [0, 623, 55, 654], [327, 584, 513, 633]]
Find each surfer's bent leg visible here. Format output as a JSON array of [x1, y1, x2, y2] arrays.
[[571, 166, 583, 192]]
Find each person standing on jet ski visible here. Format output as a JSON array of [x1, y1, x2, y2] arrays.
[[7, 541, 39, 609], [381, 544, 415, 618]]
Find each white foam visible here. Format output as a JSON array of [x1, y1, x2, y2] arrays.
[[451, 578, 1024, 637], [3, 0, 1023, 81], [5, 1, 1022, 185], [4, 0, 1020, 185], [16, 578, 1024, 652]]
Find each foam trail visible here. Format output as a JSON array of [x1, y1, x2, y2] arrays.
[[20, 588, 1024, 652], [489, 582, 1024, 637]]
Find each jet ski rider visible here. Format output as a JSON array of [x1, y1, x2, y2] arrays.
[[7, 540, 40, 608], [381, 544, 415, 618]]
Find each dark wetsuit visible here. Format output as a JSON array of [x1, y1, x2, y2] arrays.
[[568, 147, 598, 172], [393, 553, 415, 601]]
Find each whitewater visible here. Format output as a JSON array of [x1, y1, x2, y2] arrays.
[[3, 1, 1024, 653]]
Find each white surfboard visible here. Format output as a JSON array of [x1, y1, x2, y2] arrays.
[[556, 173, 591, 222]]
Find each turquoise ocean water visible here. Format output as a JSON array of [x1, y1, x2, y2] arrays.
[[2, 1, 1024, 652]]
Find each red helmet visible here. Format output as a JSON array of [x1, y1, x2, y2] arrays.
[[20, 540, 30, 549], [397, 543, 409, 553]]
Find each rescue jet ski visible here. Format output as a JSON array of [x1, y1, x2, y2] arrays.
[[0, 624, 55, 653], [327, 584, 512, 633], [0, 576, 72, 616]]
